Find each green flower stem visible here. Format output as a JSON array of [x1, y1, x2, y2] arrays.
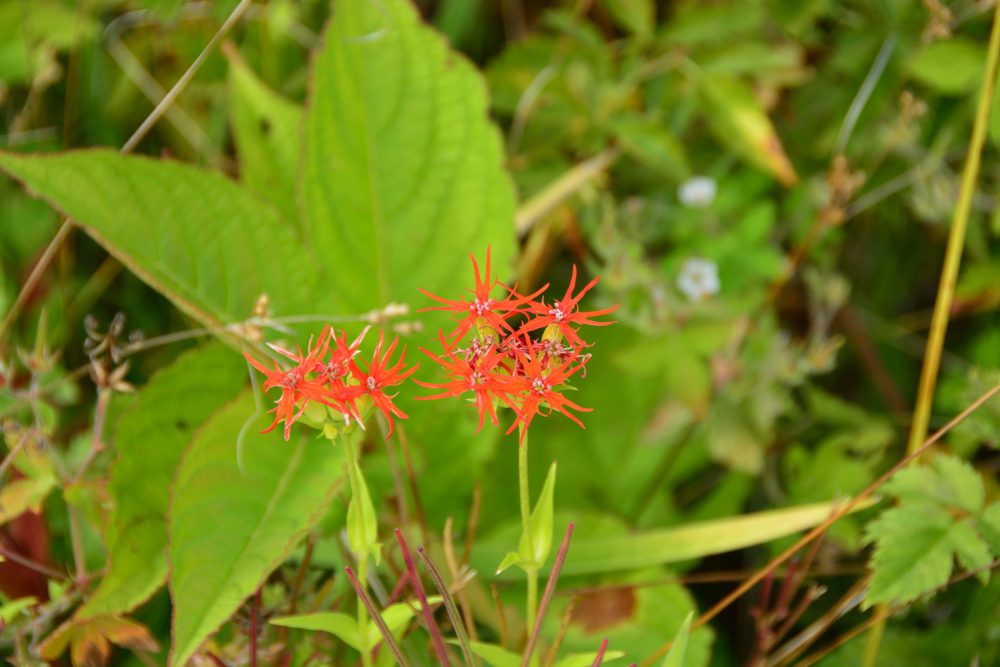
[[343, 436, 373, 667], [517, 426, 539, 634]]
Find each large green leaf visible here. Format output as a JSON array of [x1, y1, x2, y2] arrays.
[[476, 499, 873, 577], [168, 392, 346, 666], [302, 0, 516, 312], [77, 343, 247, 620], [0, 150, 322, 329], [226, 45, 303, 230]]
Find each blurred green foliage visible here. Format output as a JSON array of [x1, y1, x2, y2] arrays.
[[1, 0, 999, 665]]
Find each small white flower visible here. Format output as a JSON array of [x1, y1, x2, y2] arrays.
[[677, 258, 720, 301], [678, 176, 717, 209]]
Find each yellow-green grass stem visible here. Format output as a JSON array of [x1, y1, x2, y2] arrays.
[[343, 436, 373, 667], [864, 5, 1000, 666]]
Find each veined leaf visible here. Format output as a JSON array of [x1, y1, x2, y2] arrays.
[[302, 0, 516, 313], [0, 150, 322, 331], [226, 44, 303, 230], [77, 343, 247, 620], [168, 392, 346, 666], [477, 499, 873, 577], [864, 504, 992, 607]]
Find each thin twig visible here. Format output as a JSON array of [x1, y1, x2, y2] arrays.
[[640, 380, 1000, 666], [491, 583, 510, 650], [345, 566, 412, 667], [395, 530, 450, 666], [522, 523, 575, 667], [591, 639, 609, 667], [418, 546, 476, 667], [0, 546, 67, 581], [543, 594, 577, 667]]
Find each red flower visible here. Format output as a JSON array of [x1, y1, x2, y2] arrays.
[[420, 248, 544, 343], [516, 265, 618, 349], [347, 331, 419, 438], [505, 343, 591, 444], [244, 327, 332, 440], [417, 334, 519, 432]]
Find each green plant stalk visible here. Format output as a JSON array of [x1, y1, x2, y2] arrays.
[[518, 426, 539, 635], [343, 436, 373, 667], [863, 4, 1000, 666]]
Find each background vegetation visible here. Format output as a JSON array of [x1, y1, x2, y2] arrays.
[[1, 0, 999, 665]]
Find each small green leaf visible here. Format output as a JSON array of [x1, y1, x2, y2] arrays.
[[496, 550, 528, 575], [466, 640, 521, 667], [168, 392, 346, 667], [600, 0, 655, 35], [271, 599, 440, 651], [346, 450, 381, 564], [662, 612, 693, 667], [0, 474, 55, 525], [521, 462, 557, 566], [909, 38, 985, 95], [693, 74, 797, 186], [555, 651, 625, 667], [271, 612, 362, 650], [931, 455, 985, 513], [0, 597, 38, 623]]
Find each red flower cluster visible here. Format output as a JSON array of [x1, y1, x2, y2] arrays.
[[418, 250, 617, 443], [245, 325, 417, 440]]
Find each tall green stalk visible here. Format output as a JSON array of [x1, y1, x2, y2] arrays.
[[343, 436, 373, 667], [518, 426, 539, 635], [863, 5, 1000, 665]]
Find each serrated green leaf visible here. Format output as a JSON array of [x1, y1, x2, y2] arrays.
[[77, 344, 247, 620], [227, 45, 303, 229], [950, 520, 993, 584], [980, 502, 1000, 554], [864, 504, 982, 607], [931, 455, 985, 513], [168, 392, 346, 667], [885, 455, 985, 514], [0, 150, 321, 331], [302, 0, 516, 313], [662, 612, 693, 667]]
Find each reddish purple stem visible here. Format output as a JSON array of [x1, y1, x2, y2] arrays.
[[521, 522, 575, 667], [395, 529, 450, 666], [591, 638, 610, 666]]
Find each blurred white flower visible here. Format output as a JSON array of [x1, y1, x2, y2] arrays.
[[678, 176, 717, 209], [677, 258, 720, 301]]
